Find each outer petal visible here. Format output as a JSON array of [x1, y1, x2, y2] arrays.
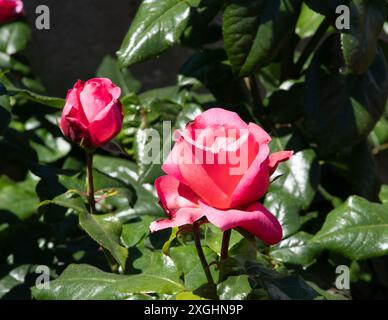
[[155, 175, 200, 216], [150, 208, 204, 232], [80, 78, 120, 122], [268, 151, 293, 175], [161, 141, 186, 183], [88, 100, 123, 147], [189, 108, 248, 130], [230, 123, 271, 207], [200, 201, 283, 245]]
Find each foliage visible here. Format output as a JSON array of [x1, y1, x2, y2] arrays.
[[1, 0, 388, 300]]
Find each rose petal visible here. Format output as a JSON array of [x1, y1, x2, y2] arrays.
[[155, 175, 200, 215], [230, 123, 271, 207], [200, 201, 282, 245], [150, 207, 204, 232], [268, 151, 294, 175], [189, 108, 248, 130], [88, 100, 123, 147]]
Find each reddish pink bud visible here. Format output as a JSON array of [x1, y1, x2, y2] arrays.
[[0, 0, 24, 23], [60, 78, 124, 149]]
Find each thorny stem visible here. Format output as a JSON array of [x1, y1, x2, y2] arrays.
[[193, 222, 214, 285]]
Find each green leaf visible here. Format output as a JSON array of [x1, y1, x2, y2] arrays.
[[93, 155, 164, 217], [301, 36, 388, 155], [313, 196, 388, 260], [0, 265, 38, 299], [217, 275, 251, 300], [0, 51, 30, 74], [269, 232, 321, 266], [265, 149, 320, 237], [79, 212, 128, 269], [8, 89, 65, 108], [96, 55, 141, 95], [264, 191, 301, 238], [121, 216, 154, 248], [32, 264, 184, 300], [170, 245, 217, 291], [296, 3, 325, 38], [379, 185, 388, 205], [0, 22, 31, 55], [28, 128, 71, 163], [0, 178, 38, 221], [223, 0, 302, 76], [341, 0, 386, 74], [117, 0, 191, 67], [205, 225, 243, 256]]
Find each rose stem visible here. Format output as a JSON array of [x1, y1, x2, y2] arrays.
[[219, 229, 232, 283], [193, 222, 214, 285], [220, 229, 231, 261], [85, 151, 96, 214]]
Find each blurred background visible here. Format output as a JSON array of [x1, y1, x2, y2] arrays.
[[24, 0, 191, 96]]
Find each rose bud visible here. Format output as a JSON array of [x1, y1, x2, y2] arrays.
[[0, 0, 24, 23], [60, 78, 124, 149], [150, 108, 293, 245]]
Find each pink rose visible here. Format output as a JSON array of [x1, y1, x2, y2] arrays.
[[0, 0, 24, 23], [60, 78, 124, 149], [150, 108, 292, 245]]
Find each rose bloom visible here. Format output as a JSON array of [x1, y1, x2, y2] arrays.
[[0, 0, 24, 23], [150, 108, 292, 245], [60, 78, 124, 149]]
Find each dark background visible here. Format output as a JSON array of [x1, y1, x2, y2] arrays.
[[24, 0, 191, 97]]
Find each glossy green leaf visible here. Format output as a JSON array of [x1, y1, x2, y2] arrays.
[[205, 225, 243, 256], [264, 190, 301, 238], [217, 275, 251, 300], [79, 212, 128, 269], [313, 196, 388, 260], [223, 0, 302, 76], [267, 149, 320, 209], [296, 3, 325, 38], [32, 264, 184, 300], [121, 216, 154, 248], [0, 22, 31, 55], [8, 89, 65, 108], [341, 0, 386, 74], [270, 232, 321, 266], [117, 0, 191, 67], [93, 155, 164, 217], [170, 245, 217, 291], [301, 36, 388, 155]]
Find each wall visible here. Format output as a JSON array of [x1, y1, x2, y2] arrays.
[[23, 0, 191, 96]]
